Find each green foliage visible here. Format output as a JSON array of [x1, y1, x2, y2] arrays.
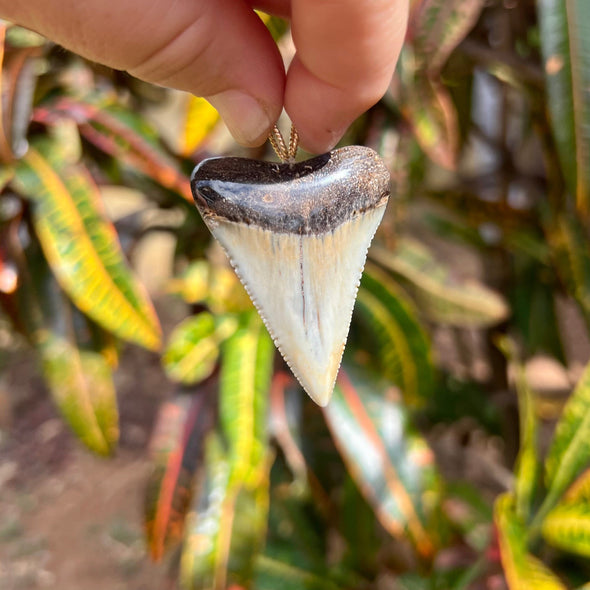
[[495, 494, 567, 590], [145, 393, 210, 561], [4, 2, 590, 589], [371, 238, 509, 327], [355, 263, 433, 406], [539, 363, 590, 523], [324, 365, 438, 557], [537, 0, 590, 212], [12, 137, 161, 350], [163, 313, 238, 384]]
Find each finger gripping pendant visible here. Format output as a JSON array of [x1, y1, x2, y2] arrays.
[[190, 145, 390, 406]]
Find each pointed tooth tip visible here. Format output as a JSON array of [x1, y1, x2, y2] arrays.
[[308, 390, 332, 407], [297, 371, 338, 407]]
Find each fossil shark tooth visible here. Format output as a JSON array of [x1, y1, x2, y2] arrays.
[[191, 146, 390, 406]]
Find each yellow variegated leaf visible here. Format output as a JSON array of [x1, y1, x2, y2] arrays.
[[509, 350, 541, 522], [542, 467, 590, 559], [410, 0, 485, 74], [12, 138, 162, 350], [564, 467, 590, 502], [543, 362, 590, 516], [543, 501, 590, 558], [325, 364, 438, 558], [356, 263, 433, 406], [168, 260, 210, 304], [168, 260, 251, 314], [10, 217, 119, 455], [550, 214, 590, 325], [372, 238, 509, 327], [181, 96, 220, 157], [538, 0, 590, 213], [220, 314, 274, 485], [255, 11, 289, 41], [145, 393, 211, 561], [163, 312, 238, 385], [403, 78, 459, 170], [495, 494, 566, 590], [40, 332, 119, 456]]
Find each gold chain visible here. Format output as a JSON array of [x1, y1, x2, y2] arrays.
[[268, 123, 299, 162]]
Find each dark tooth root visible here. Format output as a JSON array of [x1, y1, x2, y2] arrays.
[[191, 145, 390, 236]]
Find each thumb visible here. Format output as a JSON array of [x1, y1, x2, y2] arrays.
[[285, 0, 409, 153]]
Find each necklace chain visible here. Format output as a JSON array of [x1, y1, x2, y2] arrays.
[[269, 124, 299, 162]]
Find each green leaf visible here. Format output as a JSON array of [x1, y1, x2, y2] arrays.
[[145, 392, 211, 561], [13, 230, 119, 456], [265, 475, 328, 572], [513, 364, 541, 523], [181, 434, 269, 590], [5, 24, 45, 47], [495, 493, 567, 590], [162, 313, 238, 385], [550, 214, 590, 329], [324, 364, 438, 557], [256, 11, 290, 41], [355, 263, 433, 406], [543, 500, 590, 558], [168, 260, 252, 314], [254, 555, 340, 590], [39, 331, 119, 456], [168, 260, 210, 304], [543, 362, 590, 516], [510, 254, 565, 363], [538, 0, 590, 212], [397, 567, 485, 590], [220, 314, 274, 485], [410, 0, 486, 74], [181, 314, 273, 589], [11, 138, 162, 350], [371, 238, 509, 327], [339, 476, 382, 575], [498, 338, 542, 523], [0, 165, 14, 191]]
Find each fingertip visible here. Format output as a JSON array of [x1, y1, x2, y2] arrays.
[[285, 0, 409, 153], [207, 89, 280, 147], [285, 57, 369, 154]]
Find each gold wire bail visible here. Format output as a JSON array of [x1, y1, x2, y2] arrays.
[[269, 123, 299, 162]]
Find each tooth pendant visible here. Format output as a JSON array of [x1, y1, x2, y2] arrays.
[[190, 146, 390, 406]]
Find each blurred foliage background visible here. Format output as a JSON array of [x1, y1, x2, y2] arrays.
[[2, 0, 590, 588]]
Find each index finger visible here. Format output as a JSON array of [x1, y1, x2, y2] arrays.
[[285, 0, 409, 153]]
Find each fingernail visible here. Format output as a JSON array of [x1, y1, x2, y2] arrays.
[[298, 126, 346, 155], [207, 90, 272, 146]]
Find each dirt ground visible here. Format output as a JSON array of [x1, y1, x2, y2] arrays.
[[0, 342, 174, 590]]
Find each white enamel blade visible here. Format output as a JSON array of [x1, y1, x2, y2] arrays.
[[208, 206, 386, 406]]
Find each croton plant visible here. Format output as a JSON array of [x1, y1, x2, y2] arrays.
[[2, 1, 590, 588]]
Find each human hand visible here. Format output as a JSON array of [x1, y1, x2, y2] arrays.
[[2, 0, 409, 153]]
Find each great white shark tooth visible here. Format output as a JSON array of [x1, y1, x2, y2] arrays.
[[190, 146, 390, 406]]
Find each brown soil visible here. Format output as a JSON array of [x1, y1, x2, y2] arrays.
[[0, 343, 175, 590]]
